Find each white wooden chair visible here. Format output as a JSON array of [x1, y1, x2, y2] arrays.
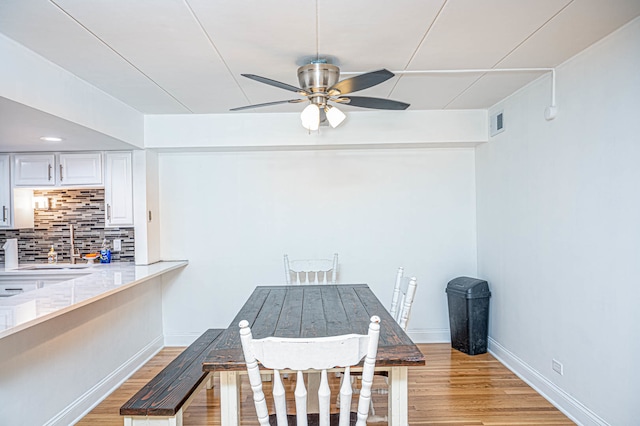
[[284, 253, 339, 285], [389, 266, 418, 331], [239, 316, 381, 426], [369, 267, 418, 422]]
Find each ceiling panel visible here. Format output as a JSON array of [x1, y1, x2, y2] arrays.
[[54, 0, 247, 113], [409, 0, 572, 70], [446, 71, 547, 109], [188, 0, 317, 110], [497, 0, 640, 68], [390, 73, 483, 109], [316, 0, 445, 71], [0, 0, 187, 113]]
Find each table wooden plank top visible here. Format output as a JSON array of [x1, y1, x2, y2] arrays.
[[202, 284, 425, 371]]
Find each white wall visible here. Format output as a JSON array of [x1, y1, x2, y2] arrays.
[[0, 279, 164, 425], [476, 18, 640, 426], [158, 148, 478, 344], [133, 150, 162, 265]]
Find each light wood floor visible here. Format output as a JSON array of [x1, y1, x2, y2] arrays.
[[76, 343, 574, 425]]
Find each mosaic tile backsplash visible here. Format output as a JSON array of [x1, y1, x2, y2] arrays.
[[0, 188, 135, 264]]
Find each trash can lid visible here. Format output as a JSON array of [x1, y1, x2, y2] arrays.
[[446, 276, 491, 299]]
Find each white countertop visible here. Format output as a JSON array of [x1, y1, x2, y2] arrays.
[[0, 261, 188, 339]]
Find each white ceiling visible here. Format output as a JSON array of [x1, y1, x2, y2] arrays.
[[1, 0, 639, 150], [0, 97, 135, 152]]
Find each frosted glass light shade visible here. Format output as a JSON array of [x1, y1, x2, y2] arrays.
[[325, 106, 346, 128], [300, 104, 320, 131]]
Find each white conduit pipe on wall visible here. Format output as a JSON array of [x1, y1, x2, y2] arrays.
[[341, 68, 558, 120]]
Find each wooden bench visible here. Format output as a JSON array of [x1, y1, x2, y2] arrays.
[[120, 328, 224, 426]]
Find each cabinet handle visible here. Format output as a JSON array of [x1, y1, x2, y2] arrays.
[[2, 206, 7, 222], [48, 164, 52, 181], [107, 204, 111, 220], [59, 164, 64, 181]]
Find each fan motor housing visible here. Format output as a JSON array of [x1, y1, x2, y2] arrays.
[[297, 63, 340, 94]]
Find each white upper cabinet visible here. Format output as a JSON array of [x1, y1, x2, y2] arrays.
[[0, 155, 11, 227], [14, 153, 103, 187], [58, 153, 103, 185], [13, 154, 55, 186], [105, 152, 133, 227], [1, 155, 34, 229]]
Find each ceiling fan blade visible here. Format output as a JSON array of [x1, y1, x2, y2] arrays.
[[339, 96, 410, 110], [241, 74, 307, 94], [230, 99, 306, 111], [328, 69, 395, 96]]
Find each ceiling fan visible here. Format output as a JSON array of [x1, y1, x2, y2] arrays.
[[230, 60, 410, 130]]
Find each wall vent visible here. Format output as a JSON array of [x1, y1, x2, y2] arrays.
[[490, 110, 505, 137]]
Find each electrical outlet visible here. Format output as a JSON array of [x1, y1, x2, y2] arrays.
[[552, 359, 563, 375], [113, 239, 122, 252]]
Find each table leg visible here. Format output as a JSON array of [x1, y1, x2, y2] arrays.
[[388, 367, 408, 426], [220, 371, 240, 426]]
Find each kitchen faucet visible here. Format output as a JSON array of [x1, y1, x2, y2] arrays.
[[69, 224, 81, 264]]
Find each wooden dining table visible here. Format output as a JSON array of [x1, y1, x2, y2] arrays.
[[202, 284, 425, 426]]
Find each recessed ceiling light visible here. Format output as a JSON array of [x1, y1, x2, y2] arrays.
[[40, 136, 63, 142]]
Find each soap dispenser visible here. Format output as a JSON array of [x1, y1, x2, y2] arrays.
[[48, 245, 58, 264], [100, 239, 111, 264]]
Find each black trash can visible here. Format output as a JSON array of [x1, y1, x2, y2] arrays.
[[446, 277, 491, 355]]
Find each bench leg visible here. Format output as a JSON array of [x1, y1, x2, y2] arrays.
[[206, 372, 214, 390], [123, 410, 183, 426]]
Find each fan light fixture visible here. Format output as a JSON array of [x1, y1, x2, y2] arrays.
[[300, 104, 320, 131], [325, 105, 346, 128], [300, 104, 346, 131]]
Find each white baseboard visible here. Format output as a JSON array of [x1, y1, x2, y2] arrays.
[[488, 337, 609, 426], [407, 328, 450, 343], [45, 335, 164, 426], [164, 331, 205, 347]]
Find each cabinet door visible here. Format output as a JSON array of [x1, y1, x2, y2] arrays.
[[58, 152, 103, 186], [105, 152, 133, 227], [14, 154, 55, 186], [1, 155, 34, 229], [0, 155, 10, 227]]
